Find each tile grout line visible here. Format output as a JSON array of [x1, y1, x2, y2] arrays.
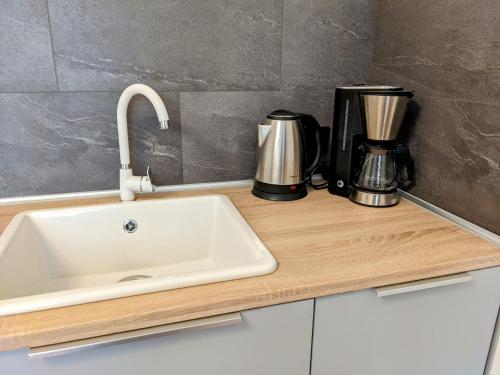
[[278, 0, 285, 91], [0, 89, 338, 95], [0, 89, 340, 95], [44, 0, 60, 91], [178, 91, 185, 184], [23, 90, 497, 108]]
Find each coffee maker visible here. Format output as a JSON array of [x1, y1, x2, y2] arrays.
[[328, 85, 414, 207]]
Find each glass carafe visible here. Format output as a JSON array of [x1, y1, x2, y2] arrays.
[[353, 144, 397, 192]]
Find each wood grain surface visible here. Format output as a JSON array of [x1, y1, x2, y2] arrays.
[[0, 187, 498, 352]]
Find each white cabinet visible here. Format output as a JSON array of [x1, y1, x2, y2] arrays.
[[0, 300, 314, 375], [311, 267, 500, 375]]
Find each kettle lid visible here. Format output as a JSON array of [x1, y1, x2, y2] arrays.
[[267, 109, 299, 120]]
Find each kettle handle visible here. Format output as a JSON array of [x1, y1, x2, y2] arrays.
[[299, 114, 322, 178]]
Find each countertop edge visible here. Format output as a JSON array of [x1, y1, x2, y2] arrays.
[[2, 258, 499, 352]]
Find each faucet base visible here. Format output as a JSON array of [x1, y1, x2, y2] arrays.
[[120, 169, 156, 201], [120, 169, 135, 201]]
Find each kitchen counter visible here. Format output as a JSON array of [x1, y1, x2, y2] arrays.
[[0, 186, 499, 352]]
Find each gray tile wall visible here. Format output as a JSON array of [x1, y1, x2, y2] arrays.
[[369, 0, 500, 234], [0, 0, 375, 197]]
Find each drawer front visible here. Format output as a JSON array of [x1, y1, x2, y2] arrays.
[[311, 267, 500, 375], [1, 300, 314, 375]]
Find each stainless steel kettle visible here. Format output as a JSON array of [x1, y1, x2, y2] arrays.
[[252, 110, 321, 201]]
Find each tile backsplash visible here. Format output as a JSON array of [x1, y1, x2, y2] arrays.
[[1, 1, 497, 234], [0, 0, 375, 197], [180, 90, 334, 183], [369, 0, 500, 234]]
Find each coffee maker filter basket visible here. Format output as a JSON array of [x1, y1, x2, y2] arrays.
[[360, 91, 414, 141]]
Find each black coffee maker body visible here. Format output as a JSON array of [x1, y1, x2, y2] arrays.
[[327, 85, 415, 207]]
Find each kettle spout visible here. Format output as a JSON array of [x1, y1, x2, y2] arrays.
[[258, 124, 272, 148]]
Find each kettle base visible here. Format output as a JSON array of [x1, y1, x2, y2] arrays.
[[252, 180, 307, 201]]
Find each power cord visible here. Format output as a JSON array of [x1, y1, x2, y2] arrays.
[[306, 166, 329, 190]]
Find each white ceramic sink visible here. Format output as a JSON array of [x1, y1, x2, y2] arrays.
[[0, 195, 277, 316]]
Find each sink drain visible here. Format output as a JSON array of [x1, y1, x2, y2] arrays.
[[123, 219, 138, 233], [117, 274, 152, 282]]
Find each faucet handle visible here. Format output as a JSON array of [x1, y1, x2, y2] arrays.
[[146, 165, 153, 182], [140, 165, 155, 193], [124, 167, 156, 195]]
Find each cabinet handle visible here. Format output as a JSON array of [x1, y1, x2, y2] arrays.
[[28, 312, 242, 359], [374, 272, 472, 297]]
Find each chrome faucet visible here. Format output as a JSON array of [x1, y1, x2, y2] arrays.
[[117, 84, 170, 201]]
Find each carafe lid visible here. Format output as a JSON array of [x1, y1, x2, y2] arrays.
[[267, 109, 299, 120]]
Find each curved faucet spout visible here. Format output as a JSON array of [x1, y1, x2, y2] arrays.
[[117, 84, 170, 201], [117, 83, 170, 165]]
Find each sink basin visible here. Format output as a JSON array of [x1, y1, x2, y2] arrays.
[[0, 195, 277, 316]]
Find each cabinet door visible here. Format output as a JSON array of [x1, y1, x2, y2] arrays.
[[311, 267, 500, 375], [485, 307, 500, 375], [1, 300, 313, 375]]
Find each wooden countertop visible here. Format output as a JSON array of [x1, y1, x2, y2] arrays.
[[0, 186, 499, 352]]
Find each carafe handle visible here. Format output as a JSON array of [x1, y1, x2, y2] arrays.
[[395, 144, 415, 189]]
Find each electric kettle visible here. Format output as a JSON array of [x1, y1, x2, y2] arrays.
[[252, 110, 321, 201]]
